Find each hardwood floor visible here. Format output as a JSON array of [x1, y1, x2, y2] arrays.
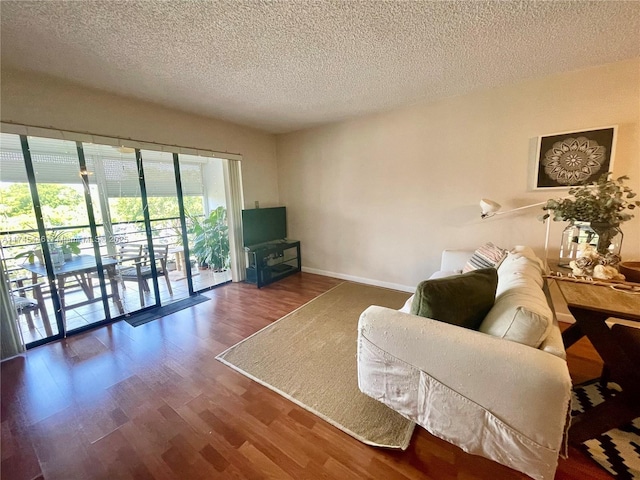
[[1, 273, 611, 480]]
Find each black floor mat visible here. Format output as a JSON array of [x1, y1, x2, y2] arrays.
[[124, 294, 210, 327]]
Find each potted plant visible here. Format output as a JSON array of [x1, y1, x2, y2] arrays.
[[541, 173, 640, 255], [48, 230, 81, 261], [15, 230, 81, 264], [189, 206, 230, 272]]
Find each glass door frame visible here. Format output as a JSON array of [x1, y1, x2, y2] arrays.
[[6, 134, 231, 349], [173, 152, 195, 296], [17, 135, 130, 346], [19, 134, 66, 346]]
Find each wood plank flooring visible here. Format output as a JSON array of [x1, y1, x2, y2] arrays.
[[1, 273, 612, 480]]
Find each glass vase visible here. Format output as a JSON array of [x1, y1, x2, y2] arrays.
[[559, 222, 596, 266], [49, 242, 65, 268], [558, 221, 623, 266], [589, 222, 623, 256]]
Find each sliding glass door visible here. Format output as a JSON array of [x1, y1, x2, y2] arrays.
[[180, 154, 231, 291], [1, 131, 234, 347], [27, 137, 119, 333], [138, 150, 189, 305], [1, 133, 62, 343], [83, 143, 158, 314]]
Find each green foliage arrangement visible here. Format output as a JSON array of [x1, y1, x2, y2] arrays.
[[541, 173, 640, 225], [14, 237, 41, 264], [48, 230, 82, 258], [15, 230, 81, 264], [110, 196, 203, 223], [189, 206, 230, 271]]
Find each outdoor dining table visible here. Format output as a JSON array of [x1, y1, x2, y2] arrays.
[[22, 254, 124, 332]]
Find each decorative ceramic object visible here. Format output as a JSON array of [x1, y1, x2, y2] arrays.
[[568, 244, 624, 280]]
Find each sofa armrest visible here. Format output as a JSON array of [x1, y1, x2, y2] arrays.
[[358, 306, 571, 449], [539, 318, 566, 359], [440, 249, 473, 272]]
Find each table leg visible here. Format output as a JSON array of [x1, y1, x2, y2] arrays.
[[569, 392, 640, 444], [33, 283, 53, 337], [135, 263, 145, 308], [57, 274, 67, 334], [571, 307, 638, 390], [106, 265, 124, 314], [566, 306, 640, 445], [74, 272, 95, 299], [176, 250, 184, 272], [561, 322, 584, 349]]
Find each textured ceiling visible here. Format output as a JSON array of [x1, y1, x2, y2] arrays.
[[1, 1, 639, 133]]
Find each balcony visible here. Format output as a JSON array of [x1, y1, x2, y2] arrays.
[[14, 265, 231, 344], [2, 133, 233, 347]]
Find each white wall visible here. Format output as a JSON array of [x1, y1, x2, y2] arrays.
[[3, 62, 638, 292], [277, 59, 640, 290], [0, 68, 279, 210]]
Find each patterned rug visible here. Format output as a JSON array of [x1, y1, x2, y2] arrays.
[[571, 380, 640, 479]]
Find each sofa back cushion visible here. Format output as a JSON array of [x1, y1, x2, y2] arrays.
[[411, 268, 498, 330], [479, 248, 553, 348]]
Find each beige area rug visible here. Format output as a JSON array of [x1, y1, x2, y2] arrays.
[[216, 282, 415, 449]]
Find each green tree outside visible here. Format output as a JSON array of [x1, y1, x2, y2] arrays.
[[1, 183, 86, 231], [1, 182, 205, 232], [109, 196, 204, 223]]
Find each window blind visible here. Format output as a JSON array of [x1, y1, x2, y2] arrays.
[[0, 134, 204, 197]]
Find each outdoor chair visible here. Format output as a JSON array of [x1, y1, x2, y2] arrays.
[[96, 243, 142, 283], [9, 276, 51, 332], [115, 243, 144, 261], [119, 243, 173, 307]]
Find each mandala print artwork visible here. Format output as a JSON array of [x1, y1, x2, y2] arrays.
[[542, 137, 605, 185], [535, 127, 616, 189]]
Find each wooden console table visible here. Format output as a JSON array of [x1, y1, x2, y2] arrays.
[[556, 279, 640, 444]]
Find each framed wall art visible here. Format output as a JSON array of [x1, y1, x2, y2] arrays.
[[534, 125, 617, 190]]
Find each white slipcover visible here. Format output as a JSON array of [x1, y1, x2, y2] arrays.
[[357, 248, 572, 480]]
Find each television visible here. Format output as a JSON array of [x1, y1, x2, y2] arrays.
[[242, 206, 287, 247]]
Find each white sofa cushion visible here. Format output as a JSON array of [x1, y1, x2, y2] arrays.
[[479, 247, 553, 348], [429, 270, 461, 280], [399, 295, 413, 313], [440, 250, 474, 273]]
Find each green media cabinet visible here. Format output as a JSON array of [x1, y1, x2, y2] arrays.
[[245, 240, 301, 288]]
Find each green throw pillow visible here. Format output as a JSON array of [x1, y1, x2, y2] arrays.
[[410, 268, 498, 330]]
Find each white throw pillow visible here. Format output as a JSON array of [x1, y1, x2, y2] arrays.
[[479, 252, 553, 348]]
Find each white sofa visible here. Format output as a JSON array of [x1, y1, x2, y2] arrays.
[[357, 247, 572, 480]]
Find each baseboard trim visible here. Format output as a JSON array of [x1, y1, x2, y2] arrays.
[[301, 267, 414, 293]]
